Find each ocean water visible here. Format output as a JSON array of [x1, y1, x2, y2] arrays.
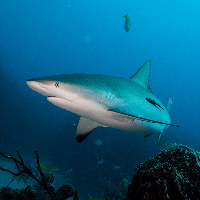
[[0, 0, 200, 199]]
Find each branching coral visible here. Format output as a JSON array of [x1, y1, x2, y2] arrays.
[[0, 150, 74, 200], [0, 150, 54, 199]]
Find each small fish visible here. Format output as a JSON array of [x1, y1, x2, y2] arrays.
[[88, 194, 103, 200], [113, 165, 121, 170], [39, 163, 59, 171], [97, 159, 103, 165], [88, 194, 99, 200], [65, 168, 72, 174], [95, 139, 103, 146], [122, 13, 131, 32]]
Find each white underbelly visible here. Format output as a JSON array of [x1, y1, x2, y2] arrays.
[[47, 97, 163, 134]]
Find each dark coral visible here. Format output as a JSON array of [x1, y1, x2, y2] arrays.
[[127, 144, 200, 200], [0, 186, 35, 200], [54, 184, 74, 200]]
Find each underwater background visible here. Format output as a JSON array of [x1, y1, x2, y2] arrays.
[[0, 0, 200, 199]]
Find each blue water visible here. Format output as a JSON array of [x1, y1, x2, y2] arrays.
[[0, 0, 200, 199]]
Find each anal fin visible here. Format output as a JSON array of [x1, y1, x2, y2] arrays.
[[76, 117, 105, 143]]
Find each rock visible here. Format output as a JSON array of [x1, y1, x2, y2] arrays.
[[127, 144, 200, 200], [54, 184, 74, 200]]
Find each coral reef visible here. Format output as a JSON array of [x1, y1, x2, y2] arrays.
[[54, 184, 74, 200], [117, 178, 129, 199], [0, 186, 35, 200], [127, 144, 200, 200], [0, 150, 74, 200], [100, 178, 129, 200]]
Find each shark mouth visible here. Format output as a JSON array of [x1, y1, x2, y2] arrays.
[[47, 96, 73, 103]]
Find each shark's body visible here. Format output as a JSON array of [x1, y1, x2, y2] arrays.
[[27, 61, 176, 143]]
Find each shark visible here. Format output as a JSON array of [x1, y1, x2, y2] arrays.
[[27, 60, 178, 144]]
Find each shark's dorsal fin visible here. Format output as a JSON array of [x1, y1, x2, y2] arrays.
[[129, 60, 151, 91], [76, 117, 105, 143], [166, 97, 172, 112]]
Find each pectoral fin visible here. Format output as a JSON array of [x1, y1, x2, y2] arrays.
[[76, 117, 105, 143], [108, 108, 180, 127]]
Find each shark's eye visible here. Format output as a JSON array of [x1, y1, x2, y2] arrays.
[[55, 82, 60, 87]]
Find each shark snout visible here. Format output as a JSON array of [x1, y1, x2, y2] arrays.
[[26, 80, 53, 97], [26, 80, 42, 91], [27, 79, 36, 86]]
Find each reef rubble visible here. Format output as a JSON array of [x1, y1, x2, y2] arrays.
[[127, 144, 200, 200]]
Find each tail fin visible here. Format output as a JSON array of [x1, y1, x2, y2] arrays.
[[166, 97, 172, 112]]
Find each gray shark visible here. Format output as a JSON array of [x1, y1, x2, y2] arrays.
[[27, 61, 178, 143]]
